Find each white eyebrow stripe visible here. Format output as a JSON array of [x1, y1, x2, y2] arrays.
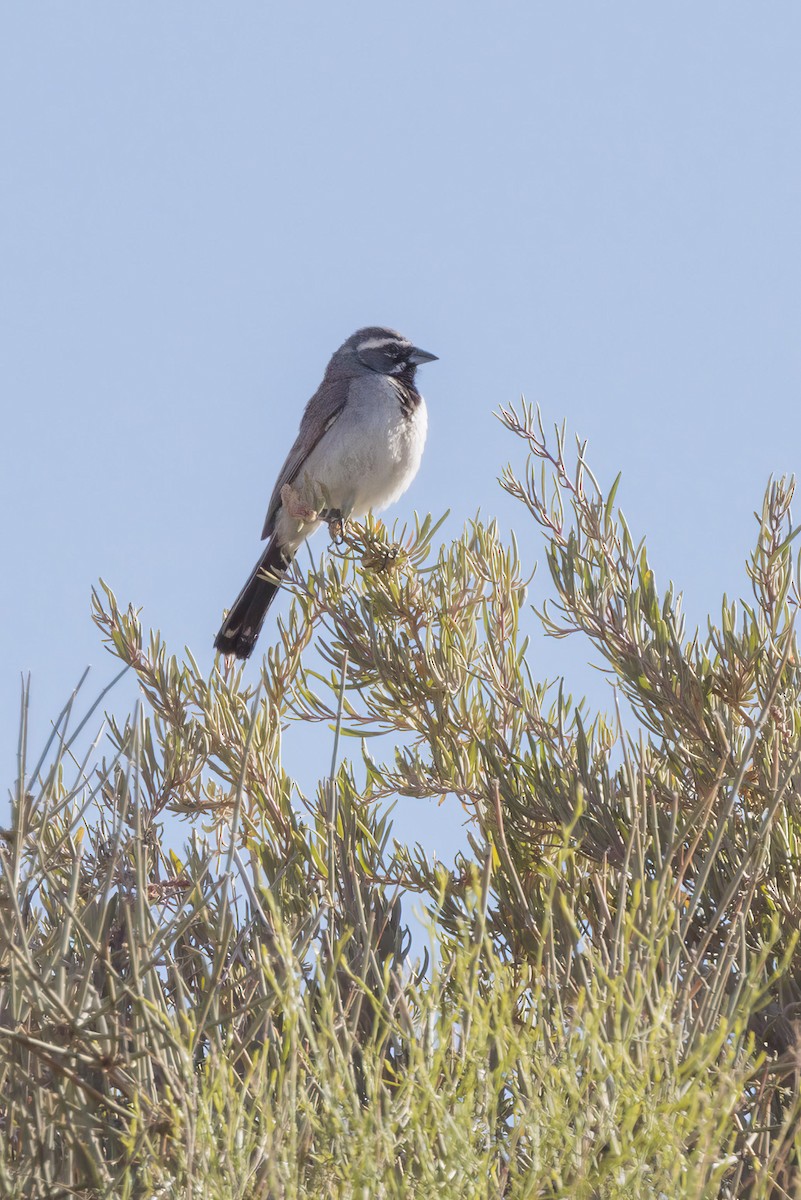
[[357, 336, 403, 352]]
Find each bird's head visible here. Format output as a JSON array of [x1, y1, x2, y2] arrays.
[[337, 327, 438, 378]]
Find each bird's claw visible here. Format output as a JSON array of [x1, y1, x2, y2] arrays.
[[327, 515, 346, 544]]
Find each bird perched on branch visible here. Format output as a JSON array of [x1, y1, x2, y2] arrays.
[[214, 326, 437, 659]]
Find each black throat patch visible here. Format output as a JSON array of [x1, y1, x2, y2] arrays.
[[393, 370, 422, 418]]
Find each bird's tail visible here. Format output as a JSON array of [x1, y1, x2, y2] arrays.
[[214, 538, 291, 659]]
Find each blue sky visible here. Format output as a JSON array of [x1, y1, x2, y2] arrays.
[[2, 5, 800, 862]]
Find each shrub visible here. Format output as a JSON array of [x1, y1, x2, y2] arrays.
[[2, 407, 801, 1197]]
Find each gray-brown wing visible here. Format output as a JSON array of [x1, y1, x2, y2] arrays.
[[261, 375, 350, 539]]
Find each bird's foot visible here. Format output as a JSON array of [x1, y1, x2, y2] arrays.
[[326, 514, 346, 544]]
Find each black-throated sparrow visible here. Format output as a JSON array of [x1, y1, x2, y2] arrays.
[[214, 326, 437, 659]]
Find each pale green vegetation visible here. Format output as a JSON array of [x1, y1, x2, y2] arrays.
[[2, 406, 801, 1197]]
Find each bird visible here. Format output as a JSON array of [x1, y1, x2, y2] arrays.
[[214, 326, 438, 659]]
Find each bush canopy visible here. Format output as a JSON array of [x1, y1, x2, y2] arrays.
[[3, 406, 801, 1197]]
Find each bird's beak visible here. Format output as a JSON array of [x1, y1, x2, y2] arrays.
[[408, 346, 439, 365]]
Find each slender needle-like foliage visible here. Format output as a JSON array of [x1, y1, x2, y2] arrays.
[[3, 411, 801, 1197]]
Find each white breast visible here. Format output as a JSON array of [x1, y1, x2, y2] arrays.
[[300, 375, 428, 518]]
